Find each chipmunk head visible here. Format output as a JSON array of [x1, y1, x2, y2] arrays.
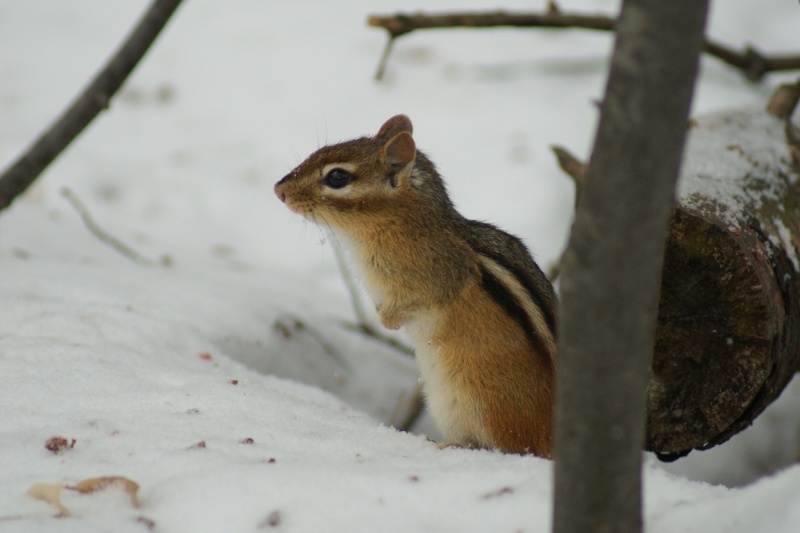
[[275, 115, 451, 232]]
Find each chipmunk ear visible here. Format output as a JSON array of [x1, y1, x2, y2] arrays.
[[382, 131, 416, 186], [377, 115, 413, 140]]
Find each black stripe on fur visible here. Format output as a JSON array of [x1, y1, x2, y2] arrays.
[[479, 264, 551, 359]]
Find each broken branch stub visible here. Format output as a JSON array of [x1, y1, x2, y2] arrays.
[[647, 103, 800, 459]]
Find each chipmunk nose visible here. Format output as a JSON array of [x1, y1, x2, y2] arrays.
[[274, 182, 286, 203]]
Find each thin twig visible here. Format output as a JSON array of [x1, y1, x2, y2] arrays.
[[331, 240, 414, 356], [338, 320, 414, 356], [273, 315, 352, 374], [330, 240, 423, 427], [368, 10, 614, 38], [546, 262, 562, 284], [374, 37, 397, 81], [331, 240, 372, 326], [0, 0, 184, 212], [61, 188, 157, 266], [766, 80, 800, 120], [548, 145, 588, 282], [388, 383, 425, 432], [368, 7, 800, 82], [551, 145, 587, 201], [703, 39, 800, 82]]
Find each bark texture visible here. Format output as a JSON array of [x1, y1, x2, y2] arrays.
[[647, 106, 800, 459], [552, 1, 708, 532]]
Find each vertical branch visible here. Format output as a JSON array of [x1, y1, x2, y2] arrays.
[[374, 37, 397, 81], [0, 0, 184, 212], [552, 1, 709, 532]]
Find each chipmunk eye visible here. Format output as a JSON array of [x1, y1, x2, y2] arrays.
[[323, 168, 353, 189]]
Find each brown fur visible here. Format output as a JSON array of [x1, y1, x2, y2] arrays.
[[275, 115, 557, 457], [437, 276, 554, 455]]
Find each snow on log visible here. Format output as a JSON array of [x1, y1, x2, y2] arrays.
[[647, 97, 800, 460]]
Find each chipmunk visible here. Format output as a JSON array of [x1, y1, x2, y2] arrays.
[[274, 115, 557, 457]]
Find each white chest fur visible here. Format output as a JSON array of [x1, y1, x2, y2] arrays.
[[332, 234, 489, 447], [404, 314, 489, 447]]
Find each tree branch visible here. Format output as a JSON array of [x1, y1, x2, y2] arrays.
[[273, 315, 352, 374], [331, 240, 415, 357], [766, 79, 800, 120], [368, 6, 800, 82], [546, 145, 587, 281], [387, 383, 425, 433], [0, 0, 184, 212], [550, 145, 586, 203], [368, 6, 614, 38], [552, 0, 709, 531], [61, 188, 157, 266]]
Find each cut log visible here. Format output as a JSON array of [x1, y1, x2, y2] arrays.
[[646, 101, 800, 459]]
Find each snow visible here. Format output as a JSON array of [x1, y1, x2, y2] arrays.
[[677, 106, 800, 270], [2, 1, 800, 531], [678, 109, 796, 223]]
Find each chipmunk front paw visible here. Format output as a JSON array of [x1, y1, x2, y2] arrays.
[[376, 303, 405, 330]]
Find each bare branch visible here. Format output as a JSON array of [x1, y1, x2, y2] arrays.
[[338, 320, 414, 357], [550, 145, 587, 200], [546, 145, 588, 282], [0, 0, 184, 212], [273, 315, 352, 374], [61, 188, 157, 266], [552, 0, 709, 530], [368, 10, 613, 38], [374, 37, 397, 82], [332, 240, 415, 357], [766, 79, 800, 119], [388, 384, 425, 432], [368, 8, 800, 82], [331, 241, 372, 327], [704, 40, 800, 82]]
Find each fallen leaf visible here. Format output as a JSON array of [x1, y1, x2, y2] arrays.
[[27, 483, 69, 516], [44, 436, 76, 454], [67, 476, 140, 508]]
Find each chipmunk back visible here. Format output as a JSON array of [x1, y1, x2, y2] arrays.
[[275, 115, 557, 457]]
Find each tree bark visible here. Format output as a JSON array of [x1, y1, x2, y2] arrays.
[[552, 2, 708, 533], [646, 102, 800, 458], [551, 85, 800, 460]]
